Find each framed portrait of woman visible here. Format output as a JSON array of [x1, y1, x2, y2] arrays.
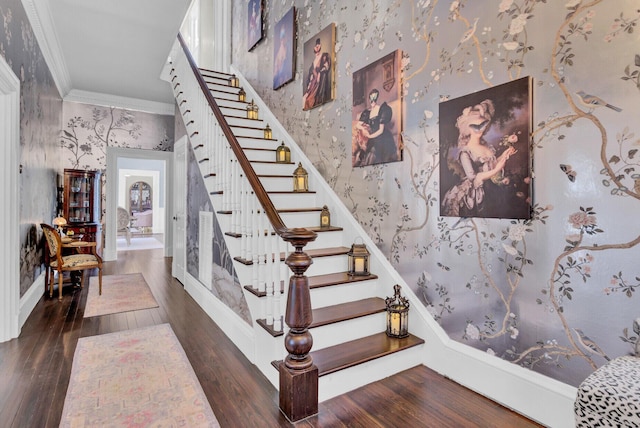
[[351, 50, 403, 168], [247, 0, 263, 51], [273, 7, 296, 90], [302, 23, 336, 111], [439, 76, 533, 219]]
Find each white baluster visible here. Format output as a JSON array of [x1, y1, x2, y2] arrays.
[[251, 196, 259, 291], [273, 232, 282, 332]]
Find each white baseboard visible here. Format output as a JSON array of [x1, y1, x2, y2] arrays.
[[183, 272, 255, 361], [19, 273, 44, 329]]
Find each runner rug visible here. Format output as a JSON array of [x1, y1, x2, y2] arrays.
[[84, 273, 158, 318], [60, 324, 220, 427]]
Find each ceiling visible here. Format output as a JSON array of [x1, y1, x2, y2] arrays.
[[24, 0, 193, 114]]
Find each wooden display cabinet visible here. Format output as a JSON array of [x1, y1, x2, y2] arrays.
[[62, 169, 102, 253]]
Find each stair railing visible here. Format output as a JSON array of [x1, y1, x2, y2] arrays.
[[172, 34, 319, 421]]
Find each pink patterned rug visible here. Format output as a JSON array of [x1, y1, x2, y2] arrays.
[[85, 273, 159, 318], [60, 324, 220, 427]]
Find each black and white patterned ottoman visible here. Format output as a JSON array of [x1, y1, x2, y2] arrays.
[[574, 356, 640, 427]]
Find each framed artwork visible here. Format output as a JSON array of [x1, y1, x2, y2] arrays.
[[439, 76, 533, 219], [351, 50, 403, 168], [302, 23, 336, 111], [273, 7, 296, 90], [247, 0, 264, 51]]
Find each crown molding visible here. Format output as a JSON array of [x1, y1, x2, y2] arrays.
[[21, 0, 72, 97], [64, 89, 175, 116]]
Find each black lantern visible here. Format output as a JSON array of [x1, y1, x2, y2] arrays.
[[320, 205, 331, 228], [229, 74, 239, 87], [276, 142, 291, 163], [347, 238, 370, 276], [293, 162, 308, 192], [385, 284, 409, 338], [246, 100, 259, 119], [264, 124, 272, 140], [238, 87, 246, 102]]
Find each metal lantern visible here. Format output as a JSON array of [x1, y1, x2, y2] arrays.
[[320, 205, 331, 228], [276, 142, 291, 163], [264, 124, 272, 140], [347, 238, 370, 276], [229, 74, 239, 87], [292, 162, 308, 192], [246, 100, 258, 119], [238, 87, 246, 102], [385, 284, 410, 338]]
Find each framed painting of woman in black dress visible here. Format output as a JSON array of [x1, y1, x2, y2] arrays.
[[439, 77, 532, 219], [351, 50, 403, 167]]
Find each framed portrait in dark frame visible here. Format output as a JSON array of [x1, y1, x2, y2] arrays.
[[302, 23, 336, 111], [351, 50, 403, 168], [247, 0, 263, 51], [439, 76, 533, 219], [273, 7, 296, 90]]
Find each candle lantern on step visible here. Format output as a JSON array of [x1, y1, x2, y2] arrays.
[[264, 124, 272, 140], [229, 74, 239, 88], [347, 238, 370, 276], [385, 284, 409, 338], [276, 142, 291, 163], [320, 205, 331, 228], [238, 87, 246, 102], [246, 100, 259, 119], [292, 162, 308, 192]]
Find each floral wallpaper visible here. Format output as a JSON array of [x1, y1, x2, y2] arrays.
[[185, 143, 252, 325], [231, 0, 640, 387], [60, 102, 175, 220], [1, 0, 63, 297]]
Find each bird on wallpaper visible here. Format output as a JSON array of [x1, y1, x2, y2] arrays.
[[575, 90, 622, 112], [451, 18, 479, 56], [573, 328, 611, 361]]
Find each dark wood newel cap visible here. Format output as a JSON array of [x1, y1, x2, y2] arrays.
[[280, 228, 317, 246]]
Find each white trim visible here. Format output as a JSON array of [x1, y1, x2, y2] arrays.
[[65, 89, 175, 116], [21, 0, 72, 97], [19, 275, 45, 328], [0, 56, 20, 342], [184, 272, 255, 359], [105, 147, 174, 261]]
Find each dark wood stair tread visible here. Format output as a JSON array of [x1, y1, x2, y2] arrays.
[[244, 271, 378, 298], [277, 206, 324, 213], [235, 246, 349, 265], [310, 297, 385, 328], [272, 332, 425, 376]]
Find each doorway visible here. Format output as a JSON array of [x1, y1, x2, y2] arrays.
[[105, 147, 173, 261]]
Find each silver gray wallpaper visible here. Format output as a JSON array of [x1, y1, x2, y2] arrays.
[[231, 0, 640, 387], [185, 144, 252, 325], [1, 0, 63, 297]]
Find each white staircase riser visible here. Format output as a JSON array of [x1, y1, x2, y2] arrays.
[[318, 346, 425, 402], [310, 279, 379, 308], [304, 255, 347, 277], [251, 162, 298, 176], [277, 211, 322, 229], [243, 149, 277, 163], [225, 116, 265, 128], [258, 176, 296, 192], [310, 313, 386, 351], [269, 192, 317, 208]]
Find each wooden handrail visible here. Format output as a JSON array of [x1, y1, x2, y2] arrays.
[[176, 34, 319, 422], [177, 33, 296, 238]]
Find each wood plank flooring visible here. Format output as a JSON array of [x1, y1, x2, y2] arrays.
[[0, 249, 542, 427]]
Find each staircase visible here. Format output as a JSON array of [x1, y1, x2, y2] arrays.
[[170, 35, 424, 420]]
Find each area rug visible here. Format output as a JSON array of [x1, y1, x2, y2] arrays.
[[116, 236, 164, 251], [60, 324, 220, 427], [84, 273, 159, 318]]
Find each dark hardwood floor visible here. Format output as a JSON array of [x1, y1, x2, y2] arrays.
[[0, 249, 541, 427]]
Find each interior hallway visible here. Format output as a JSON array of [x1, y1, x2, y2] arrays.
[[0, 249, 541, 427]]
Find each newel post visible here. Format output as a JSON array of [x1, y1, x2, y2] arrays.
[[279, 227, 318, 422]]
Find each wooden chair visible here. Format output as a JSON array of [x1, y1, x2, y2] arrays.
[[40, 223, 103, 301], [117, 206, 132, 245]]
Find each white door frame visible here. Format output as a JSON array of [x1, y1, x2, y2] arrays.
[[0, 56, 20, 342], [105, 147, 173, 261], [172, 136, 187, 283]]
